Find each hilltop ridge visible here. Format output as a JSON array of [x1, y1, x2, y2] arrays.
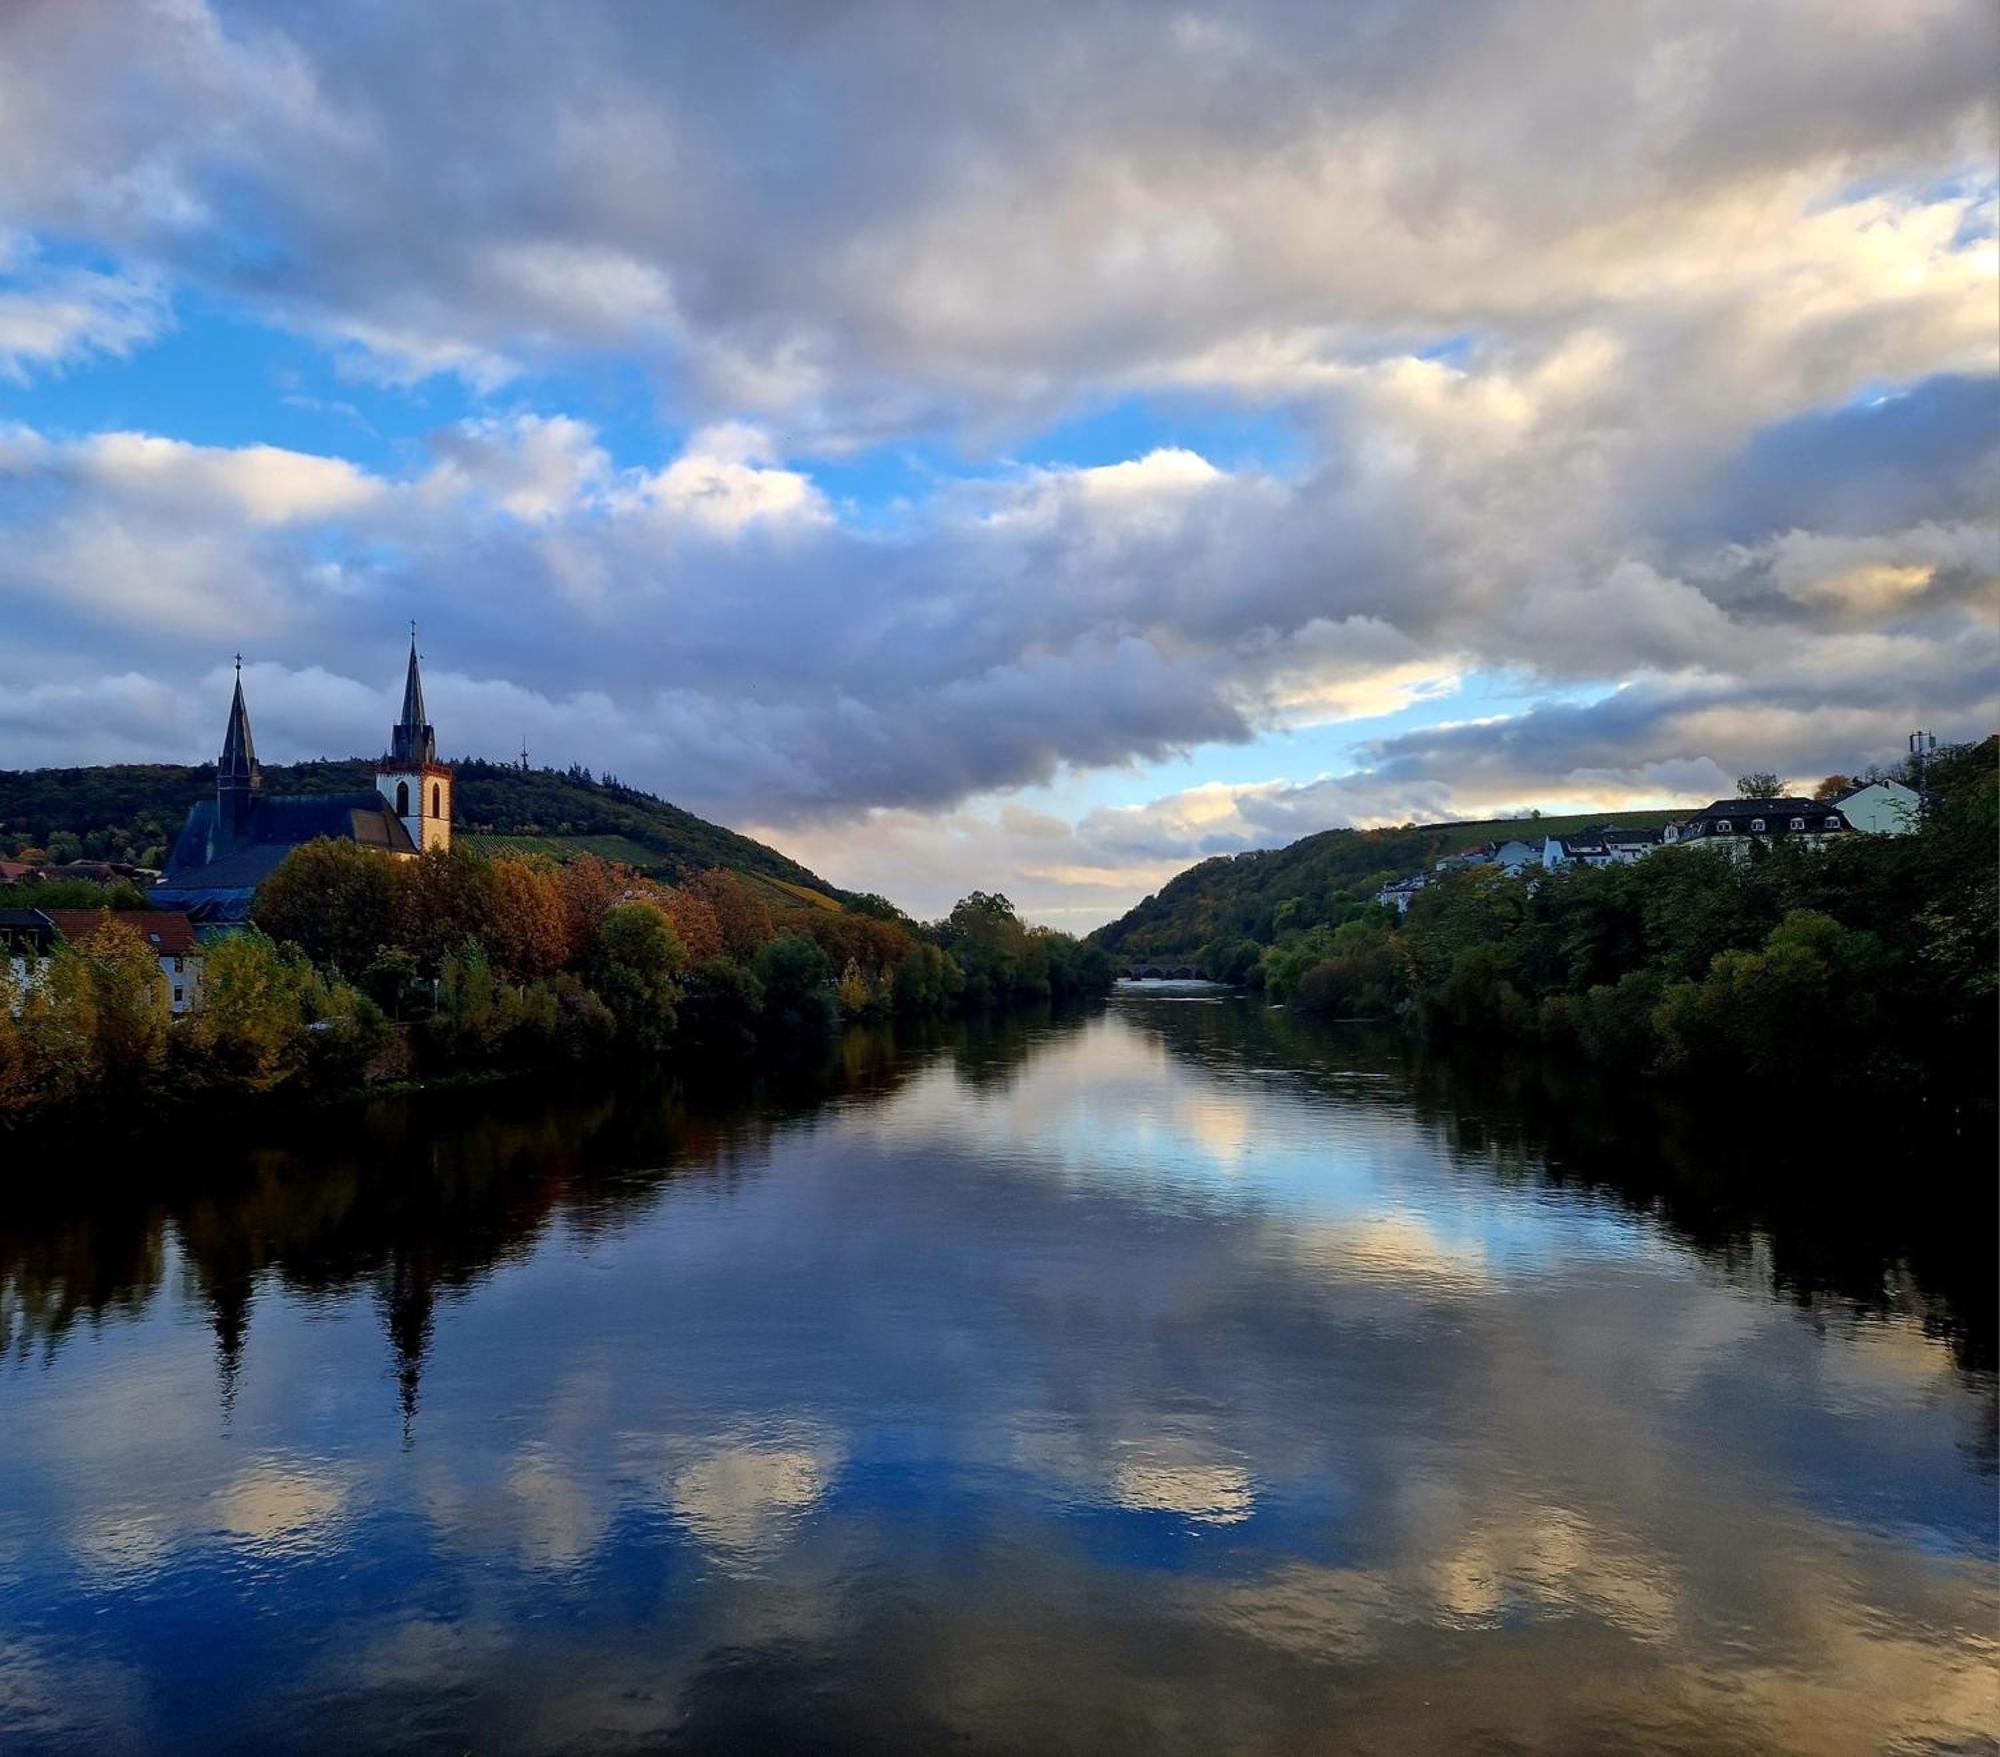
[[1089, 809, 1680, 959], [0, 758, 844, 905]]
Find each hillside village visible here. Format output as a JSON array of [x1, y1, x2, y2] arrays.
[[1374, 777, 1926, 914]]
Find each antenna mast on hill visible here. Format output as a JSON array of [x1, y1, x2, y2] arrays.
[[520, 734, 531, 771], [1908, 729, 1936, 788]]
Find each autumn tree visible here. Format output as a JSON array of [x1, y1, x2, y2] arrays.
[[12, 945, 98, 1108], [659, 885, 724, 962], [687, 868, 774, 960], [485, 853, 571, 978], [556, 853, 633, 963], [79, 914, 171, 1094]]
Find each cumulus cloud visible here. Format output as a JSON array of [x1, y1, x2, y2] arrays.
[[0, 1, 1992, 922]]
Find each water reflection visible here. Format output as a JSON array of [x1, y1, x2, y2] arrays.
[[1, 998, 1993, 1755]]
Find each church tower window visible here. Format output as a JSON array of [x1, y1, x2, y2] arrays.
[[396, 781, 410, 817]]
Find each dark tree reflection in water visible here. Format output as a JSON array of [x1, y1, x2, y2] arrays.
[[0, 996, 1993, 1755]]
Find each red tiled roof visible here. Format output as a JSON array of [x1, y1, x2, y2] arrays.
[[44, 910, 202, 957]]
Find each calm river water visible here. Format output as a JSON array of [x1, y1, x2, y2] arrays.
[[2, 992, 1994, 1754]]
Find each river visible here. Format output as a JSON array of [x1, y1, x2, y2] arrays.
[[1, 992, 1994, 1754]]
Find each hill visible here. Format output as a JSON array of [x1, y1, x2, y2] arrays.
[[1089, 810, 1680, 959], [0, 757, 844, 902]]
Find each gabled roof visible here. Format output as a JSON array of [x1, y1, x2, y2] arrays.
[[1833, 777, 1918, 803], [160, 792, 417, 899], [44, 909, 202, 956], [0, 907, 57, 951], [1690, 797, 1822, 817]]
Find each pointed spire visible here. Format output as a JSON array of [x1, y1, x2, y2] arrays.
[[389, 623, 437, 766], [220, 658, 257, 778]]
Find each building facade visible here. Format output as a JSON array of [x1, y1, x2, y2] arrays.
[[43, 910, 205, 1015], [1661, 799, 1850, 854]]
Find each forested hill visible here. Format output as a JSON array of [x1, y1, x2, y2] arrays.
[[0, 758, 843, 899], [1089, 810, 1679, 960]]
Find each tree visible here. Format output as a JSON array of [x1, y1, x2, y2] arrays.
[[753, 933, 832, 1035], [1812, 774, 1855, 803], [79, 914, 171, 1095], [255, 838, 400, 975], [395, 845, 500, 975], [688, 868, 775, 961], [658, 886, 725, 962], [555, 853, 632, 962], [588, 903, 685, 1053], [485, 853, 571, 978], [1735, 772, 1785, 799], [181, 930, 319, 1093], [12, 945, 98, 1108]]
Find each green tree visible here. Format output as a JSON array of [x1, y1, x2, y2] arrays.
[[182, 930, 320, 1093], [1735, 771, 1785, 799], [753, 933, 832, 1036], [588, 903, 685, 1053], [255, 837, 400, 975]]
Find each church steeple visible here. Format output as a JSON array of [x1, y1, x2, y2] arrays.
[[390, 624, 436, 766], [217, 655, 261, 837], [377, 624, 451, 852]]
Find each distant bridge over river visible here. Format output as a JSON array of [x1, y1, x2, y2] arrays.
[[1116, 962, 1209, 981]]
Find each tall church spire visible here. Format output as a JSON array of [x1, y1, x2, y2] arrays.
[[217, 655, 261, 837], [220, 655, 258, 779], [390, 624, 436, 765]]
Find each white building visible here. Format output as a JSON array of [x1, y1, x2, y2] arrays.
[[1662, 799, 1851, 855], [1376, 875, 1429, 915], [1831, 778, 1922, 835], [45, 910, 206, 1015], [1541, 827, 1666, 870]]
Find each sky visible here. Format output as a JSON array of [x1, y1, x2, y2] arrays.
[[0, 0, 1994, 927]]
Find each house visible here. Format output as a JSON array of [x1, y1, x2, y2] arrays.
[[44, 910, 206, 1015], [1488, 838, 1542, 875], [1662, 799, 1850, 854], [0, 907, 56, 1006], [1831, 778, 1921, 835], [154, 633, 453, 921], [1376, 874, 1430, 915], [1541, 826, 1665, 870], [0, 860, 34, 885]]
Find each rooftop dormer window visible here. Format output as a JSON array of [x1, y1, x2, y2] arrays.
[[1751, 818, 1766, 833], [1716, 820, 1732, 833], [1789, 817, 1805, 831], [1824, 817, 1839, 829]]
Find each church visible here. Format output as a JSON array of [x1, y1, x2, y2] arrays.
[[154, 633, 453, 921]]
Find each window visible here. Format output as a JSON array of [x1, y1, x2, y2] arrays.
[[173, 987, 183, 1004], [431, 782, 441, 816], [172, 955, 183, 972], [1751, 818, 1766, 833], [1824, 817, 1839, 830], [1716, 820, 1732, 833], [395, 780, 410, 816], [1789, 817, 1804, 831]]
